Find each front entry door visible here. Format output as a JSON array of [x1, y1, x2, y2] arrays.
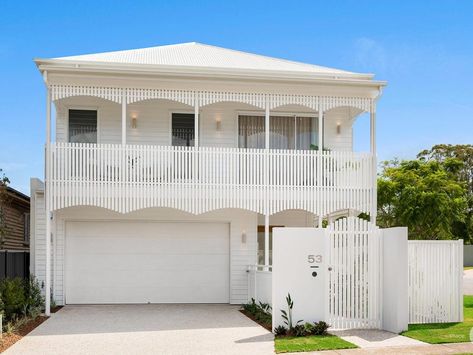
[[172, 113, 195, 146]]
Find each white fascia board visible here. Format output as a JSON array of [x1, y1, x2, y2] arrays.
[[34, 59, 387, 88]]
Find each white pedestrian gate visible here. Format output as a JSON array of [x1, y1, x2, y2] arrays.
[[327, 217, 382, 329], [408, 240, 463, 323]]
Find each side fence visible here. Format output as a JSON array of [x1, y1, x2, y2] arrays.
[[408, 240, 463, 324], [0, 250, 30, 280]]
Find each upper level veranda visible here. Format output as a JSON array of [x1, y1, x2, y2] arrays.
[[36, 43, 385, 219]]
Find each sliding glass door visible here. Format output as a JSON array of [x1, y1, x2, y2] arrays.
[[238, 114, 318, 150]]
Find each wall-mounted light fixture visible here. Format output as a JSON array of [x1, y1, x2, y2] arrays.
[[336, 122, 341, 135], [216, 116, 222, 131], [241, 230, 247, 244], [131, 116, 138, 129]]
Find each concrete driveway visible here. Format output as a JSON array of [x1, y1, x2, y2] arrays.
[[4, 304, 274, 355]]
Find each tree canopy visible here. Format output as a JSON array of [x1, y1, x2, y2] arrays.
[[377, 156, 468, 240]]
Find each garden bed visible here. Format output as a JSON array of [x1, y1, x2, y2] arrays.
[[241, 297, 357, 353], [0, 315, 48, 353], [240, 309, 272, 331]]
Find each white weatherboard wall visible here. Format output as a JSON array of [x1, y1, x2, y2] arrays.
[[382, 227, 408, 333], [408, 240, 463, 324], [272, 228, 327, 329], [49, 206, 257, 305], [55, 97, 354, 151]]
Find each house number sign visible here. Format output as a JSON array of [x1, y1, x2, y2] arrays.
[[308, 254, 322, 278]]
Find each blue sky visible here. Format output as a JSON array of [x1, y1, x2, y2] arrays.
[[0, 1, 472, 194]]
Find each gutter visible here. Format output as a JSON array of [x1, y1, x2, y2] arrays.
[[34, 59, 387, 88]]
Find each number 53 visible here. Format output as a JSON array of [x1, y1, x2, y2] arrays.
[[308, 254, 322, 263]]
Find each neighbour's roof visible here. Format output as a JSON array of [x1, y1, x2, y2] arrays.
[[36, 42, 378, 82], [5, 186, 30, 204]]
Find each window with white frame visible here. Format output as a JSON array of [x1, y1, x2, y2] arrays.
[[238, 114, 318, 150]]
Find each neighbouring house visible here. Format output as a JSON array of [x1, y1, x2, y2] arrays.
[[0, 186, 30, 250], [31, 42, 385, 314], [0, 186, 30, 279]]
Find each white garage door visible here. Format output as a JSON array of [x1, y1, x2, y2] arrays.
[[65, 221, 230, 304]]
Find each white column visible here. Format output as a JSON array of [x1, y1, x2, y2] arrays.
[[318, 108, 323, 227], [194, 96, 199, 147], [121, 90, 127, 145], [370, 102, 377, 223], [44, 76, 51, 316], [264, 102, 270, 267]]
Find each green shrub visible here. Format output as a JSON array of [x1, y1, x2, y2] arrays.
[[242, 298, 258, 314], [293, 324, 306, 337], [303, 322, 315, 335], [0, 278, 25, 322], [23, 276, 44, 317], [312, 321, 330, 335], [274, 325, 287, 336]]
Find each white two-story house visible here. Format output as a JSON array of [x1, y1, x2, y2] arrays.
[[30, 42, 385, 314]]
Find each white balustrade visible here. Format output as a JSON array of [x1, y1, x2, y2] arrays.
[[49, 143, 374, 216]]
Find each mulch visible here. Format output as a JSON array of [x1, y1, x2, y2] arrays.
[[0, 316, 49, 353], [51, 306, 63, 314], [239, 309, 272, 331]]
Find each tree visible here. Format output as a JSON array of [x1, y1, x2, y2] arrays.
[[418, 144, 473, 243], [377, 159, 467, 240]]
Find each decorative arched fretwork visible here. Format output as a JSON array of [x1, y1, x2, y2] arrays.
[[320, 96, 373, 113], [50, 85, 123, 104], [198, 91, 266, 109], [268, 94, 319, 111], [127, 88, 195, 106], [49, 84, 375, 113]]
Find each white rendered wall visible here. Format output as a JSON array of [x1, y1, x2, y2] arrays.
[[382, 227, 409, 333]]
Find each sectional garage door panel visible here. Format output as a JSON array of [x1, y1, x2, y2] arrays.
[[65, 221, 230, 304]]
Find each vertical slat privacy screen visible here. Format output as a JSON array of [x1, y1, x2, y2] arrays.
[[238, 115, 316, 149]]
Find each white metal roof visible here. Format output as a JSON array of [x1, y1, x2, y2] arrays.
[[50, 42, 364, 77]]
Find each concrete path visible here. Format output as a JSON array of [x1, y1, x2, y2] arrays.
[[4, 304, 274, 355], [464, 269, 473, 295], [289, 342, 473, 354], [331, 329, 426, 348]]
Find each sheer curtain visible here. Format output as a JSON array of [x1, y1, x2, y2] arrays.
[[239, 115, 317, 150]]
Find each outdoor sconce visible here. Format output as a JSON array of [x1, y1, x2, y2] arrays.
[[336, 122, 341, 135], [241, 230, 247, 244], [131, 116, 138, 129], [216, 116, 222, 131]]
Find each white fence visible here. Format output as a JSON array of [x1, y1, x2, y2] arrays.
[[327, 217, 382, 329], [247, 265, 272, 305], [408, 240, 463, 324], [49, 142, 374, 216]]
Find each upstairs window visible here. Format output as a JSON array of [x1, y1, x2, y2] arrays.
[[238, 115, 318, 150], [69, 109, 97, 143], [172, 113, 195, 147]]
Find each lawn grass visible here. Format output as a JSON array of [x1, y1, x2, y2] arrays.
[[275, 334, 357, 353], [464, 266, 473, 270], [401, 295, 473, 344]]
